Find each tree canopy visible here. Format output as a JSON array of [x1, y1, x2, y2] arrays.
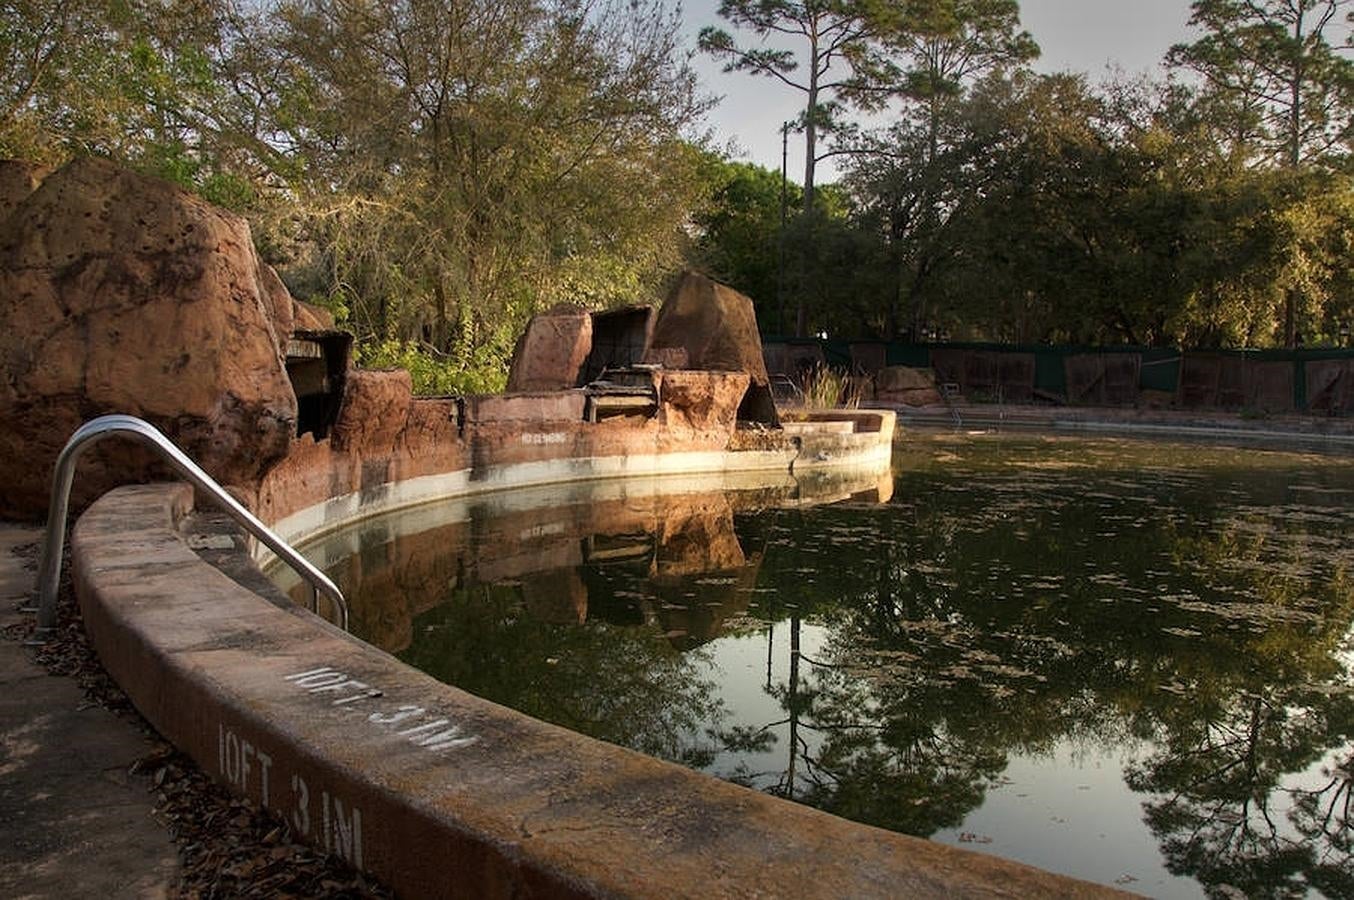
[[2, 0, 1352, 386], [1168, 0, 1354, 169], [1, 0, 708, 390], [694, 1, 1353, 348]]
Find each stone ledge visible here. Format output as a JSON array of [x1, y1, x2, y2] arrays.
[[72, 482, 1125, 899]]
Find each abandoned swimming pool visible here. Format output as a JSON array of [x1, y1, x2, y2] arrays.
[[272, 433, 1354, 899]]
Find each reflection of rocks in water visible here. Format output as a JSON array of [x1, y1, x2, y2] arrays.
[[289, 517, 470, 654], [648, 553, 763, 651], [646, 495, 758, 649], [801, 468, 893, 506], [474, 536, 582, 586], [306, 468, 890, 654], [574, 495, 762, 648], [654, 497, 746, 576], [521, 570, 588, 625]]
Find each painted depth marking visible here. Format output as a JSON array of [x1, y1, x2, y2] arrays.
[[218, 723, 363, 869], [284, 666, 480, 753]]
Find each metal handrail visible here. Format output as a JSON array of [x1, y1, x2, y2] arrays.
[[32, 414, 348, 635], [940, 382, 963, 429]]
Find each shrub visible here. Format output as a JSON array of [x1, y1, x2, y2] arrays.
[[800, 366, 862, 409], [353, 339, 507, 396]]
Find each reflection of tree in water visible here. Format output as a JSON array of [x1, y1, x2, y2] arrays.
[[1120, 510, 1354, 900], [1126, 689, 1354, 899], [759, 618, 1007, 837], [401, 581, 727, 768], [1293, 750, 1354, 896], [727, 439, 1354, 876]]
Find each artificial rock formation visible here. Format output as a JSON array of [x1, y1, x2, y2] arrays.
[[330, 369, 414, 456], [655, 370, 749, 435], [874, 366, 942, 407], [0, 157, 302, 519], [0, 160, 47, 221], [505, 306, 593, 392], [644, 271, 778, 425]]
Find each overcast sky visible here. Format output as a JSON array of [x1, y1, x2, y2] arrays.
[[683, 0, 1200, 181]]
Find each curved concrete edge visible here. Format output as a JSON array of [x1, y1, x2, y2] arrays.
[[264, 447, 798, 555], [73, 482, 1126, 899], [259, 409, 897, 563]]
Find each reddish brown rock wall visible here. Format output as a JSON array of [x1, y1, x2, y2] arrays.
[[645, 272, 778, 425], [0, 159, 46, 219], [331, 370, 414, 456], [0, 157, 302, 520], [657, 370, 749, 435], [505, 307, 593, 392], [255, 369, 761, 530]]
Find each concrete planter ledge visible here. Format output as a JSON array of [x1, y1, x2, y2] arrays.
[[73, 482, 1124, 899]]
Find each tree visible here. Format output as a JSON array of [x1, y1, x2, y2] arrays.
[[840, 0, 1037, 339], [690, 155, 799, 333], [699, 1, 885, 218], [870, 0, 1037, 162], [690, 153, 887, 338], [260, 0, 706, 363], [840, 64, 1354, 349], [0, 0, 241, 200], [1168, 1, 1354, 348], [847, 71, 1093, 342], [1168, 0, 1354, 170], [1190, 168, 1354, 347], [700, 1, 903, 337]]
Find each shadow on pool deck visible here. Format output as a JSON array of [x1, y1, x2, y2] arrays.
[[0, 524, 180, 899]]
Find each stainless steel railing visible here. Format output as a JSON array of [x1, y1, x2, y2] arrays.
[[940, 382, 964, 428], [31, 414, 348, 635]]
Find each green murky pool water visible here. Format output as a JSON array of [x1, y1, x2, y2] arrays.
[[284, 434, 1354, 897]]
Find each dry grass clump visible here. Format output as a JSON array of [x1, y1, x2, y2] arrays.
[[800, 365, 864, 409]]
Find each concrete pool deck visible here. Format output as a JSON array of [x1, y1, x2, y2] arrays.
[[888, 402, 1354, 445], [0, 525, 180, 899]]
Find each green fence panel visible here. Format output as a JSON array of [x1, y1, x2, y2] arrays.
[[766, 339, 1354, 413], [885, 344, 931, 367], [822, 340, 853, 369], [1139, 349, 1182, 393], [1033, 351, 1066, 397]]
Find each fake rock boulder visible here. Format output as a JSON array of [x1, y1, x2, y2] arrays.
[[0, 157, 298, 519], [644, 272, 778, 425]]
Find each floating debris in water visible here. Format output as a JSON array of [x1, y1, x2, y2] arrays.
[[958, 832, 993, 844]]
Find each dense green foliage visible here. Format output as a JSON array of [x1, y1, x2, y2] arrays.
[[354, 339, 508, 395], [2, 0, 707, 388], [699, 0, 1353, 346], [2, 0, 1351, 388]]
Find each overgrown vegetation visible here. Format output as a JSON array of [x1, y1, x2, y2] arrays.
[[354, 339, 508, 396], [1, 0, 706, 390], [2, 1, 1351, 393], [695, 0, 1354, 348], [799, 365, 863, 409]]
